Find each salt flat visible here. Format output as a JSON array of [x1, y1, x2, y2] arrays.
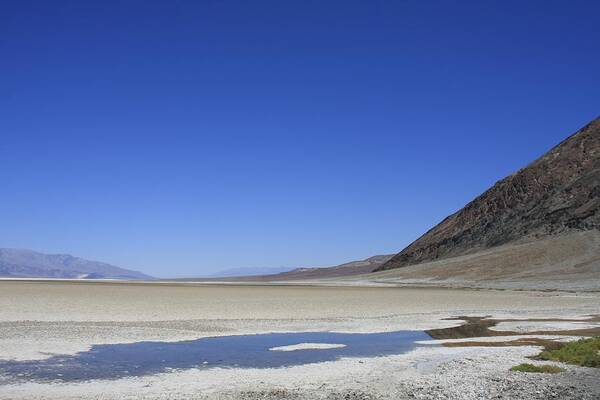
[[0, 280, 599, 399]]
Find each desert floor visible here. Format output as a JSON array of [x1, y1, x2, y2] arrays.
[[0, 280, 599, 399]]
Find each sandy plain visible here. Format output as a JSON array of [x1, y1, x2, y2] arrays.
[[0, 280, 599, 399]]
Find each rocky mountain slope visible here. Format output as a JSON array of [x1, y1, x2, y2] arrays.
[[0, 248, 153, 280], [376, 116, 600, 272]]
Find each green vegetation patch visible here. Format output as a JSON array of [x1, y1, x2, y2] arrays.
[[510, 363, 564, 373], [538, 337, 600, 368]]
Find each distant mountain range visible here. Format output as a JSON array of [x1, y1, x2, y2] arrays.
[[4, 117, 598, 287], [0, 248, 153, 280], [257, 254, 393, 281], [175, 254, 394, 282], [207, 266, 297, 278]]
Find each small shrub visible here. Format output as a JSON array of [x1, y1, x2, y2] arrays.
[[510, 363, 564, 373], [538, 337, 600, 368]]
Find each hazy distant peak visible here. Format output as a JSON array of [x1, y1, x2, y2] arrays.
[[0, 248, 153, 280]]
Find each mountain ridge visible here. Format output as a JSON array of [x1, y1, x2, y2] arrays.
[[376, 116, 600, 272], [173, 254, 393, 281], [0, 248, 153, 280]]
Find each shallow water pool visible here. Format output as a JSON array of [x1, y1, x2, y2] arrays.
[[0, 330, 432, 382]]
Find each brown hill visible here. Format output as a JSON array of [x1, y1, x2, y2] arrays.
[[258, 254, 393, 281], [376, 116, 600, 272], [174, 255, 393, 282]]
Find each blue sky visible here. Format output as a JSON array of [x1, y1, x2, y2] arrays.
[[1, 1, 599, 277]]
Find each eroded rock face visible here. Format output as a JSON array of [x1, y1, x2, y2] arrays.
[[377, 117, 600, 271]]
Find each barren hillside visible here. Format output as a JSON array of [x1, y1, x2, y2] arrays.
[[377, 117, 600, 272]]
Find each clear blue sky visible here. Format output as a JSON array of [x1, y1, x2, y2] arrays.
[[1, 1, 599, 277]]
